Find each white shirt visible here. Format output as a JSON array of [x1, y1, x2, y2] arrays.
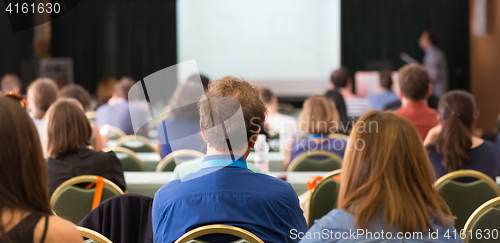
[[266, 113, 299, 138]]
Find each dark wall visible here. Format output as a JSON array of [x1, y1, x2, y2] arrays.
[[50, 0, 177, 93], [341, 0, 470, 91]]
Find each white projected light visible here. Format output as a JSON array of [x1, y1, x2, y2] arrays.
[[177, 0, 341, 96]]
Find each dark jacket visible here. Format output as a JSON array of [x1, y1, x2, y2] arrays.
[[47, 148, 126, 196]]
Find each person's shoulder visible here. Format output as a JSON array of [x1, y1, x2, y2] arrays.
[[41, 216, 83, 243], [314, 209, 355, 230]]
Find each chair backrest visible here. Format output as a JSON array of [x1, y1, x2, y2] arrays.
[[114, 135, 156, 153], [156, 149, 205, 172], [464, 196, 500, 243], [100, 124, 127, 141], [308, 169, 342, 227], [174, 225, 264, 243], [77, 226, 113, 243], [287, 150, 342, 172], [51, 175, 124, 224], [103, 147, 146, 172], [434, 170, 500, 231], [327, 133, 349, 140], [86, 111, 96, 123], [278, 102, 296, 115], [78, 194, 154, 243]]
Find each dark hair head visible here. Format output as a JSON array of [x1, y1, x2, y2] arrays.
[[261, 88, 274, 104], [330, 67, 351, 88], [0, 97, 51, 239], [199, 76, 267, 152], [59, 84, 93, 111], [426, 91, 476, 172], [398, 64, 430, 101], [114, 77, 135, 100], [423, 30, 439, 45], [168, 83, 205, 120], [379, 70, 393, 90], [187, 74, 210, 92]]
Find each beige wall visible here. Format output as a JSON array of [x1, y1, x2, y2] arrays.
[[470, 0, 500, 131]]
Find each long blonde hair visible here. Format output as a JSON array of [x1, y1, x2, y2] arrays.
[[338, 110, 453, 233], [44, 98, 92, 158], [298, 95, 339, 135]]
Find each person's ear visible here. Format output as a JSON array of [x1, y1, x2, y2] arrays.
[[200, 122, 206, 139], [427, 84, 433, 97], [248, 127, 261, 149]]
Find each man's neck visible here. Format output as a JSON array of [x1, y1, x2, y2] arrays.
[[339, 88, 356, 99], [206, 146, 250, 159], [401, 97, 427, 106]]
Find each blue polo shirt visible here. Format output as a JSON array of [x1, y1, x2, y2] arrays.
[[152, 155, 308, 243]]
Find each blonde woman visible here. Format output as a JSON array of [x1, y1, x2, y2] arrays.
[[283, 95, 346, 169], [45, 99, 126, 196], [300, 111, 460, 242]]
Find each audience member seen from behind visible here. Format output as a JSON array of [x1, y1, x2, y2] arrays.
[[152, 77, 308, 243], [394, 64, 438, 140], [45, 99, 126, 196], [366, 70, 399, 110], [156, 82, 207, 158], [59, 84, 105, 151], [424, 91, 500, 182], [186, 73, 210, 92], [95, 77, 117, 108], [301, 111, 461, 243], [261, 88, 299, 139], [284, 95, 346, 169], [325, 80, 349, 132], [1, 73, 22, 94], [95, 77, 148, 136], [330, 67, 372, 121], [0, 97, 83, 243], [26, 78, 59, 147]]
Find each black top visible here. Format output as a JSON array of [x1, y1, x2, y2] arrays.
[[0, 214, 48, 243], [47, 148, 127, 196], [78, 194, 153, 243], [429, 141, 500, 182], [325, 89, 350, 132]]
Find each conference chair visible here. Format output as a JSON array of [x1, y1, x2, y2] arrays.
[[78, 226, 113, 243], [100, 124, 127, 141], [464, 196, 500, 243], [308, 169, 342, 228], [78, 194, 154, 243], [287, 151, 342, 172], [278, 102, 296, 115], [174, 225, 264, 243], [51, 175, 124, 224], [114, 135, 156, 153], [434, 170, 500, 231], [327, 133, 349, 140], [156, 149, 205, 172], [103, 147, 146, 172], [85, 111, 96, 123]]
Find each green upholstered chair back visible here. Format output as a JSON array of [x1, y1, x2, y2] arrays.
[[308, 176, 341, 227], [288, 151, 342, 172], [115, 135, 156, 153], [113, 149, 146, 172], [464, 197, 500, 242], [156, 149, 205, 172], [52, 186, 119, 224], [436, 174, 500, 231]]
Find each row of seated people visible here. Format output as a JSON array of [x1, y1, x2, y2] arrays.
[[1, 66, 497, 242]]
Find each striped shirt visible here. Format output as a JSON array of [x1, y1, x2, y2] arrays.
[[345, 97, 372, 118]]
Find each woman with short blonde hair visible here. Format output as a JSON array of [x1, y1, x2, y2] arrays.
[[284, 95, 345, 169], [300, 111, 460, 242], [45, 99, 126, 195]]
